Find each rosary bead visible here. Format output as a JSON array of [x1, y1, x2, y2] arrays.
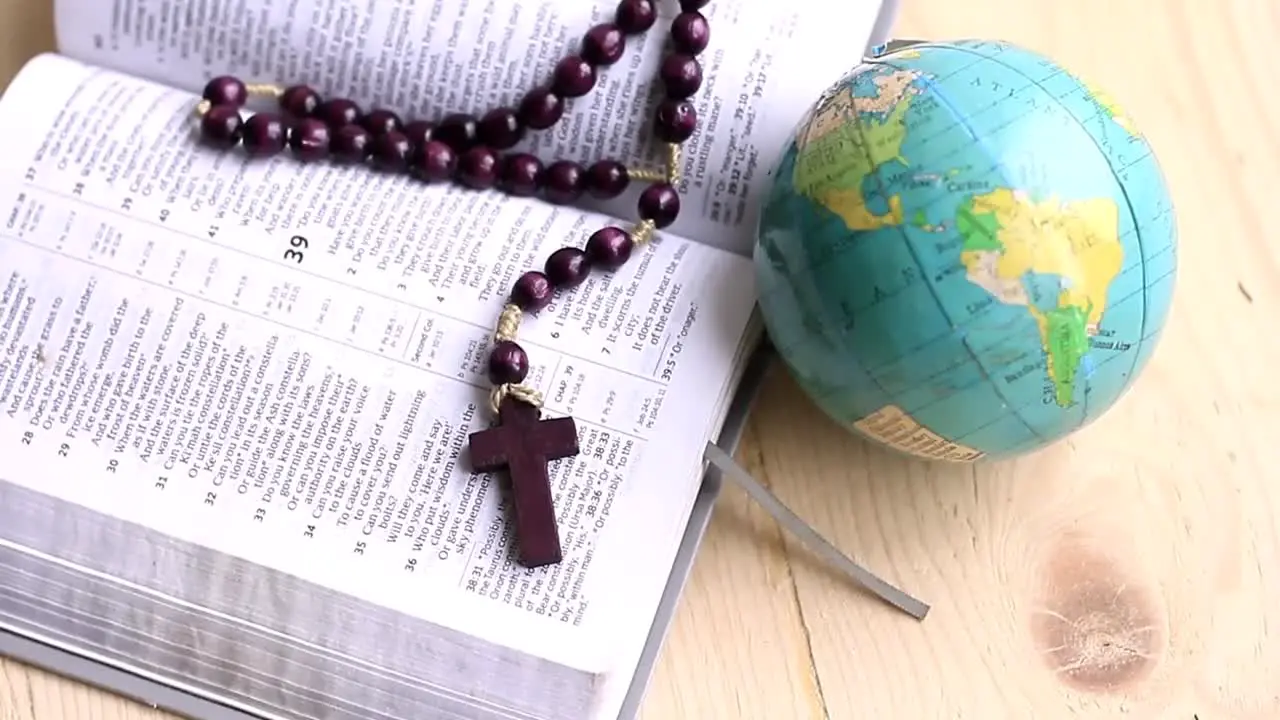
[[499, 153, 545, 197], [371, 130, 412, 172], [458, 146, 501, 189], [582, 24, 626, 66], [545, 247, 592, 288], [478, 108, 525, 150], [585, 160, 630, 199], [242, 113, 288, 157], [671, 12, 711, 55], [279, 85, 320, 117], [660, 54, 703, 99], [410, 140, 458, 182], [330, 124, 373, 163], [436, 113, 480, 151], [288, 118, 331, 162], [615, 0, 657, 34], [317, 98, 361, 128], [585, 226, 634, 270], [361, 108, 403, 136], [202, 76, 247, 107], [403, 120, 435, 149], [519, 87, 565, 130], [487, 340, 530, 385], [199, 105, 244, 149], [543, 161, 586, 205], [653, 99, 698, 143], [638, 183, 681, 228], [552, 56, 597, 98], [511, 271, 555, 312], [679, 0, 710, 9]]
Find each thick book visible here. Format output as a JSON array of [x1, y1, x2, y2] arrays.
[[0, 0, 894, 718]]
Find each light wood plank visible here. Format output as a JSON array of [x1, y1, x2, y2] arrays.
[[2, 0, 1277, 718]]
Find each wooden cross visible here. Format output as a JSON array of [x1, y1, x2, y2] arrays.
[[468, 396, 580, 567]]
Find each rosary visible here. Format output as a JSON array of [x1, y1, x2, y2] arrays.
[[190, 0, 710, 570]]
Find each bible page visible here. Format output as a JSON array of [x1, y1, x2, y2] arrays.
[[51, 0, 886, 258], [0, 53, 757, 720]]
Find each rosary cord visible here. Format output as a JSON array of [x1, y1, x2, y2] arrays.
[[487, 145, 674, 416]]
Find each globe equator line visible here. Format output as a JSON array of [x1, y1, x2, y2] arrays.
[[947, 42, 1160, 422], [937, 325, 1168, 446], [769, 249, 1174, 390], [851, 241, 1174, 378], [779, 267, 1174, 445], [897, 318, 1168, 431], [784, 263, 1175, 420]]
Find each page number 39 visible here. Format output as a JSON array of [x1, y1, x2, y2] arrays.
[[283, 234, 309, 263]]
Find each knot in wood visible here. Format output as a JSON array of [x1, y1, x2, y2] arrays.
[[1029, 540, 1165, 694]]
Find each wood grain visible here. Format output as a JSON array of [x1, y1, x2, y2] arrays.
[[3, 0, 1278, 718]]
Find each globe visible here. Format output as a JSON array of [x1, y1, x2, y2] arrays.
[[754, 39, 1177, 462]]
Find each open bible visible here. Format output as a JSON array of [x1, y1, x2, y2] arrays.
[[0, 0, 896, 718]]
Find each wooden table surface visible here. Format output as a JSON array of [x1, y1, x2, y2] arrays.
[[2, 0, 1277, 718]]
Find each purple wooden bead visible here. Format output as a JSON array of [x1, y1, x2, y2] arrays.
[[317, 98, 361, 128], [487, 340, 530, 385], [638, 183, 680, 228], [552, 56, 597, 98], [543, 161, 585, 205], [671, 12, 711, 55], [680, 0, 710, 10], [500, 153, 544, 197], [371, 130, 412, 172], [615, 0, 657, 34], [202, 76, 247, 106], [288, 118, 331, 161], [545, 247, 592, 288], [403, 120, 435, 149], [582, 24, 626, 66], [653, 99, 698, 143], [478, 108, 525, 150], [585, 160, 630, 199], [585, 226, 633, 270], [362, 108, 403, 136], [436, 113, 480, 151], [458, 146, 500, 189], [279, 85, 321, 116], [331, 124, 373, 162], [660, 54, 703, 99], [410, 140, 458, 182], [242, 113, 288, 157], [510, 271, 554, 312], [519, 87, 565, 130], [199, 105, 244, 149]]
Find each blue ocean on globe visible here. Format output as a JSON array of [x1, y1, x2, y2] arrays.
[[754, 39, 1177, 462]]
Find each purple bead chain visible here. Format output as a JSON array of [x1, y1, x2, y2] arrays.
[[194, 0, 709, 414]]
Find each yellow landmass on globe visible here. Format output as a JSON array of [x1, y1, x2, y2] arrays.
[[792, 70, 920, 231], [1079, 78, 1142, 139], [957, 188, 1124, 406]]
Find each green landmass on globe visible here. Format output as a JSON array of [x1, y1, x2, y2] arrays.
[[755, 40, 1177, 462]]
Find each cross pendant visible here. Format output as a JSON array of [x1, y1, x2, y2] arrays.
[[468, 396, 580, 568]]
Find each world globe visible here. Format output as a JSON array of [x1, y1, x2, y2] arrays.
[[754, 39, 1177, 462]]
